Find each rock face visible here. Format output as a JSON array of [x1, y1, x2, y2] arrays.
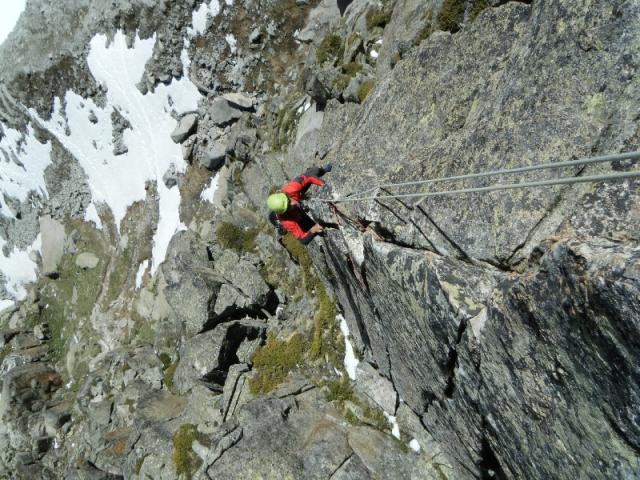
[[209, 98, 243, 127], [171, 113, 198, 144], [297, 1, 640, 479], [0, 0, 639, 478]]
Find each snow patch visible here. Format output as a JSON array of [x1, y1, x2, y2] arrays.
[[225, 33, 237, 53], [135, 260, 149, 289], [384, 412, 401, 440], [0, 299, 15, 313], [189, 0, 221, 37], [0, 234, 41, 302], [84, 202, 103, 229], [338, 314, 359, 380], [409, 439, 421, 453], [200, 172, 221, 203], [370, 49, 379, 59], [32, 31, 201, 274], [0, 124, 51, 218]]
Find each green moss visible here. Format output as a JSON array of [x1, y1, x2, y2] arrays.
[[415, 9, 434, 45], [437, 0, 465, 33], [135, 455, 148, 475], [172, 424, 206, 478], [132, 319, 155, 344], [316, 33, 344, 65], [159, 353, 172, 369], [334, 74, 351, 92], [310, 284, 338, 359], [363, 405, 389, 432], [272, 105, 297, 151], [280, 234, 341, 365], [232, 168, 244, 187], [334, 63, 362, 91], [470, 0, 489, 21], [342, 62, 363, 76], [249, 332, 307, 395], [344, 408, 360, 425], [0, 344, 12, 367], [38, 240, 105, 364], [164, 361, 178, 392], [366, 8, 391, 31], [106, 246, 131, 304], [326, 377, 354, 403], [357, 80, 375, 103], [390, 51, 402, 68], [216, 222, 259, 253]]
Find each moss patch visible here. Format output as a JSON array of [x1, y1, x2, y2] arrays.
[[342, 62, 363, 76], [363, 405, 388, 432], [470, 0, 489, 21], [163, 360, 178, 392], [32, 221, 107, 365], [280, 234, 341, 365], [334, 62, 363, 92], [415, 9, 434, 45], [271, 104, 298, 151], [437, 0, 465, 33], [366, 8, 391, 31], [357, 80, 375, 103], [334, 74, 351, 92], [317, 33, 344, 65], [249, 332, 307, 395], [326, 377, 354, 403], [172, 424, 207, 478], [0, 343, 12, 367], [216, 222, 259, 253]]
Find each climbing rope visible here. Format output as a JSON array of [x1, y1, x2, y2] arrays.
[[311, 151, 640, 205]]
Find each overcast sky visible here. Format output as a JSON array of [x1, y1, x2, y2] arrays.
[[0, 0, 27, 46]]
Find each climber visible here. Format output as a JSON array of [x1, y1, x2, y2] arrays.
[[267, 164, 333, 244]]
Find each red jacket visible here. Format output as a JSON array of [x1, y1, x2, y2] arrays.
[[281, 174, 324, 202], [277, 174, 325, 241]]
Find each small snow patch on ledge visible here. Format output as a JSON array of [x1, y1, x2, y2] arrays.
[[383, 412, 401, 440], [135, 260, 149, 289], [409, 439, 421, 453], [201, 172, 221, 203], [338, 314, 359, 380], [225, 34, 237, 53], [84, 202, 103, 229]]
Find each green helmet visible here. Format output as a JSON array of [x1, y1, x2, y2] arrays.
[[267, 193, 289, 213]]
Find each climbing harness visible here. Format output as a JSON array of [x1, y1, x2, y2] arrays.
[[310, 151, 640, 205]]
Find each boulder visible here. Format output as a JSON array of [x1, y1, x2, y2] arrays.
[[173, 319, 265, 394], [162, 164, 180, 188], [213, 250, 272, 310], [39, 216, 65, 278], [353, 362, 397, 413], [200, 141, 227, 170], [207, 391, 353, 479], [75, 252, 99, 270], [294, 102, 324, 146], [170, 113, 198, 143], [161, 231, 223, 335], [209, 98, 242, 127], [222, 93, 255, 111]]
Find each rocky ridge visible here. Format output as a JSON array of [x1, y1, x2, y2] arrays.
[[0, 0, 638, 479]]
